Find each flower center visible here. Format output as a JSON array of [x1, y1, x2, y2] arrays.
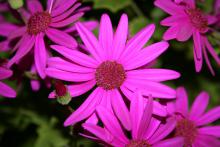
[[126, 140, 151, 147], [175, 119, 198, 146], [27, 11, 51, 35], [186, 8, 208, 32], [95, 61, 126, 90]]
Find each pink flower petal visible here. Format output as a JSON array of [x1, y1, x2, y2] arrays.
[[65, 20, 98, 33], [7, 34, 35, 68], [50, 12, 84, 28], [46, 68, 94, 82], [124, 41, 169, 70], [0, 23, 18, 37], [119, 24, 155, 63], [64, 88, 102, 126], [143, 117, 161, 139], [189, 91, 209, 120], [51, 0, 77, 17], [193, 31, 203, 72], [0, 67, 12, 80], [195, 135, 220, 147], [196, 106, 220, 126], [47, 57, 95, 73], [31, 80, 40, 91], [50, 45, 98, 68], [176, 87, 188, 117], [126, 69, 180, 82], [176, 22, 193, 42], [199, 126, 220, 137], [46, 28, 77, 49], [99, 14, 113, 60], [96, 106, 129, 144], [154, 0, 184, 15], [163, 25, 179, 40], [153, 137, 184, 147], [149, 117, 176, 144], [85, 113, 98, 125], [111, 89, 131, 131], [8, 26, 26, 40], [75, 22, 104, 62], [34, 34, 46, 79], [137, 96, 153, 139], [27, 0, 43, 14], [0, 81, 16, 98], [112, 14, 128, 60], [124, 79, 176, 99], [206, 15, 217, 25], [161, 15, 185, 26]]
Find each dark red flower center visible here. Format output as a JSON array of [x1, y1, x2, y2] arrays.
[[126, 140, 151, 147], [95, 61, 126, 90], [27, 11, 51, 35], [175, 119, 198, 146], [186, 8, 208, 32], [55, 81, 67, 97]]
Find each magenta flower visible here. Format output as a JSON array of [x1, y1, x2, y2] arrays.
[[6, 0, 97, 79], [168, 87, 220, 146], [155, 0, 220, 75], [82, 93, 183, 147], [46, 13, 180, 127], [0, 66, 16, 98]]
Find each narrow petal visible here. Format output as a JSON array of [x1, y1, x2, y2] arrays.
[[189, 91, 209, 120], [8, 26, 26, 40], [111, 89, 131, 131], [123, 41, 169, 70], [199, 126, 220, 137], [0, 67, 12, 80], [0, 81, 16, 98], [149, 118, 176, 144], [193, 31, 203, 72], [137, 96, 153, 139], [175, 87, 188, 117], [196, 106, 220, 126], [154, 0, 184, 15], [99, 14, 113, 60], [34, 34, 46, 79], [51, 0, 77, 17], [163, 25, 179, 40], [119, 24, 155, 63], [75, 22, 103, 62], [176, 22, 193, 42], [207, 15, 217, 25], [46, 28, 77, 49], [124, 79, 176, 99], [7, 35, 35, 68], [0, 23, 18, 37], [96, 106, 129, 144], [50, 12, 84, 28], [27, 0, 43, 14], [195, 135, 220, 147], [49, 79, 96, 98], [85, 113, 98, 125], [112, 14, 128, 60], [64, 88, 102, 126], [65, 20, 98, 33], [50, 45, 98, 68], [126, 69, 180, 82], [31, 80, 40, 91], [47, 57, 95, 73], [161, 15, 185, 26], [153, 137, 184, 147], [46, 68, 94, 82], [143, 117, 161, 139], [202, 41, 215, 75]]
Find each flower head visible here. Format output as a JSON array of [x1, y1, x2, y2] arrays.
[[46, 13, 180, 127], [0, 66, 16, 98], [82, 93, 183, 147], [6, 0, 97, 79], [155, 0, 220, 75], [168, 87, 220, 146]]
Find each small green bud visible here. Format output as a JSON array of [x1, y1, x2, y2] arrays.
[[55, 81, 72, 105], [8, 0, 24, 10]]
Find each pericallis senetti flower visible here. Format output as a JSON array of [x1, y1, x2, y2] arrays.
[[168, 87, 220, 146], [82, 92, 183, 147], [6, 0, 97, 79], [0, 66, 16, 98], [46, 13, 180, 127], [155, 0, 220, 75]]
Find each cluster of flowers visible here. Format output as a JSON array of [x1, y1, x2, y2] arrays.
[[0, 0, 220, 146]]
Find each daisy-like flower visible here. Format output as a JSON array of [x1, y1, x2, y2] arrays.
[[0, 66, 16, 98], [168, 87, 220, 146], [46, 13, 180, 127], [82, 93, 183, 147], [154, 0, 220, 75], [6, 0, 97, 79]]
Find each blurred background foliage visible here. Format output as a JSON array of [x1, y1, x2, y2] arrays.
[[0, 0, 220, 146]]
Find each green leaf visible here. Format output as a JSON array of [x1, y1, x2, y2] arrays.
[[92, 0, 132, 12]]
